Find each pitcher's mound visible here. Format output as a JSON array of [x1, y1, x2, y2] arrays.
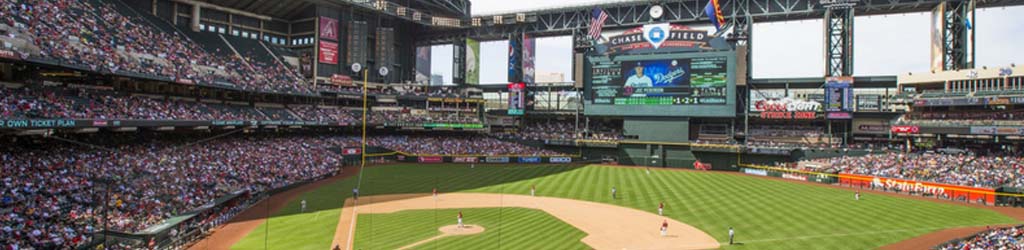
[[438, 224, 485, 235]]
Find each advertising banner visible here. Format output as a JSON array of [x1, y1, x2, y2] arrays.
[[601, 24, 719, 55], [913, 98, 982, 107], [782, 173, 808, 181], [415, 46, 431, 84], [522, 34, 535, 84], [0, 49, 20, 60], [418, 156, 444, 163], [549, 157, 573, 163], [486, 157, 510, 163], [519, 157, 542, 163], [839, 173, 995, 202], [970, 126, 1024, 135], [508, 35, 522, 83], [342, 148, 362, 155], [465, 38, 480, 85], [318, 41, 338, 64], [742, 168, 768, 176], [853, 119, 890, 134], [890, 125, 920, 134], [453, 157, 479, 163], [319, 17, 338, 41], [930, 3, 945, 72]]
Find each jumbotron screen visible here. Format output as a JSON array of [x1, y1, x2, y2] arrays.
[[585, 51, 736, 117]]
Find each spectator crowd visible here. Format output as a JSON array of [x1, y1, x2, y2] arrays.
[[0, 132, 565, 249], [937, 225, 1023, 250], [369, 135, 562, 156], [814, 152, 1024, 188], [0, 134, 354, 249]]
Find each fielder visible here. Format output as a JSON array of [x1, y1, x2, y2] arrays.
[[728, 227, 735, 245], [658, 202, 664, 216], [301, 199, 307, 213], [457, 211, 464, 228], [433, 187, 438, 200], [530, 185, 536, 197], [611, 187, 617, 199], [660, 220, 668, 236], [855, 191, 860, 201]]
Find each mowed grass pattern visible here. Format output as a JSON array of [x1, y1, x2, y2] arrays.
[[232, 164, 1019, 250], [353, 208, 587, 250]]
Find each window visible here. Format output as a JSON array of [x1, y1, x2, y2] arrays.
[[217, 27, 226, 34], [232, 30, 240, 36], [199, 24, 206, 31]]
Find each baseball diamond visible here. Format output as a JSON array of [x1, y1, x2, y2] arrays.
[[3, 0, 1024, 249]]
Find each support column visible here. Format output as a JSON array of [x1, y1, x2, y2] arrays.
[[453, 36, 466, 85], [824, 7, 854, 77], [939, 0, 975, 71], [191, 4, 201, 32]]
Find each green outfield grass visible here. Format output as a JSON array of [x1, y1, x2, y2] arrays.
[[353, 208, 587, 250], [231, 164, 1020, 250]]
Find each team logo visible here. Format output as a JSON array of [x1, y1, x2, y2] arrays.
[[642, 23, 671, 49], [319, 17, 338, 40]]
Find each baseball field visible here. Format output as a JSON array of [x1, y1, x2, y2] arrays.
[[195, 164, 1022, 250]]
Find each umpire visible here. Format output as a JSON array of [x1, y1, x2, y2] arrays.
[[353, 187, 359, 200]]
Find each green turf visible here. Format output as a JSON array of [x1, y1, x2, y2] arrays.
[[353, 208, 587, 250], [231, 164, 1020, 250]]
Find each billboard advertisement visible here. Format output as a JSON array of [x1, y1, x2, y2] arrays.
[[853, 119, 890, 134], [890, 125, 920, 134], [465, 38, 480, 85], [519, 157, 542, 163], [415, 46, 431, 84], [341, 148, 362, 155], [508, 35, 521, 83], [598, 23, 729, 55], [486, 157, 510, 163], [418, 156, 444, 163], [930, 3, 944, 72], [453, 157, 479, 163], [508, 82, 525, 115], [318, 41, 338, 64], [839, 173, 995, 203], [549, 157, 573, 163], [522, 34, 536, 84]]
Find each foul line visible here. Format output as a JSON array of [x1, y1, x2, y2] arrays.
[[345, 199, 358, 250]]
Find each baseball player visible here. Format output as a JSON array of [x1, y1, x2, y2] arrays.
[[855, 191, 860, 201], [301, 199, 307, 213], [530, 185, 536, 197], [433, 187, 438, 200], [660, 220, 668, 236], [646, 167, 651, 175], [728, 227, 735, 245], [611, 187, 617, 199], [658, 202, 664, 216], [457, 211, 464, 228], [352, 188, 359, 200]]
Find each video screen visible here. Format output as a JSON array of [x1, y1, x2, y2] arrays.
[[591, 56, 728, 105]]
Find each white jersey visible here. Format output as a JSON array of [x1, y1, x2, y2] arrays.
[[625, 75, 653, 87]]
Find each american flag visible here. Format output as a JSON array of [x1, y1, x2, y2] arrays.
[[588, 7, 608, 40]]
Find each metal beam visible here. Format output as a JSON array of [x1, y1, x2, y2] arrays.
[[824, 6, 854, 77], [418, 0, 1022, 44], [941, 0, 975, 71]]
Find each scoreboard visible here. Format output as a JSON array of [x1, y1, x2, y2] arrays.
[[584, 51, 737, 117]]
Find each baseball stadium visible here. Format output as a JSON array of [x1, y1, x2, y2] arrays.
[[2, 0, 1024, 249]]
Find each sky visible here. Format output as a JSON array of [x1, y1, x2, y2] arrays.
[[428, 3, 1024, 84]]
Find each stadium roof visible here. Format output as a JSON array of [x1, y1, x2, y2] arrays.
[[191, 0, 313, 19]]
